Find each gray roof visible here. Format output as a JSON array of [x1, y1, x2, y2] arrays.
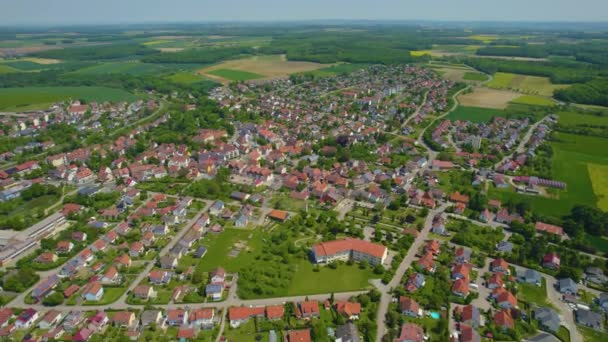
[[534, 307, 560, 332], [141, 310, 162, 326], [526, 332, 560, 342], [575, 309, 603, 329], [335, 323, 361, 342], [558, 278, 577, 292]]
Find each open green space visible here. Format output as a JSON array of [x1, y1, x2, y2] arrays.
[[558, 110, 608, 128], [581, 232, 608, 254], [195, 228, 265, 273], [2, 194, 59, 221], [207, 68, 263, 81], [0, 86, 141, 111], [303, 63, 368, 77], [587, 163, 608, 211], [512, 95, 555, 107], [446, 106, 505, 123], [71, 61, 174, 75], [0, 64, 18, 74], [166, 71, 209, 84], [486, 72, 567, 96], [517, 278, 554, 309], [578, 325, 608, 342], [463, 72, 488, 81], [285, 259, 377, 296]]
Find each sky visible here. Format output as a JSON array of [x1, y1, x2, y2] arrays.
[[1, 0, 608, 26]]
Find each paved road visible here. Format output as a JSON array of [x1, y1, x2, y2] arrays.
[[375, 203, 449, 341]]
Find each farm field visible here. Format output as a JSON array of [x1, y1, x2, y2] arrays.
[[0, 86, 140, 111], [557, 110, 608, 127], [486, 72, 568, 96], [446, 106, 505, 123], [463, 72, 488, 81], [207, 68, 263, 81], [166, 71, 209, 84], [431, 66, 479, 83], [587, 163, 608, 211], [468, 34, 499, 43], [71, 61, 201, 76], [429, 45, 480, 55], [0, 64, 17, 74], [458, 87, 520, 109], [511, 95, 555, 106], [198, 54, 330, 83]]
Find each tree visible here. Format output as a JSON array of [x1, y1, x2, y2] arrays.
[[43, 291, 64, 306]]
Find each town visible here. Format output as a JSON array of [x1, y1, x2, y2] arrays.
[[1, 14, 608, 342]]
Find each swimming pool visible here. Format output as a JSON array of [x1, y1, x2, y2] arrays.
[[429, 311, 441, 320]]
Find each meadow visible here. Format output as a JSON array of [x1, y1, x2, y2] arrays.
[[0, 86, 140, 111], [166, 71, 209, 84], [557, 110, 608, 127], [587, 163, 608, 210], [0, 65, 17, 74], [511, 95, 556, 107], [486, 72, 568, 96], [462, 72, 488, 81], [198, 54, 329, 83], [458, 87, 520, 109], [207, 68, 263, 81], [447, 106, 506, 123], [303, 63, 368, 77]]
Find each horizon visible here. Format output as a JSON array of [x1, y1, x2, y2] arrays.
[[3, 0, 608, 26]]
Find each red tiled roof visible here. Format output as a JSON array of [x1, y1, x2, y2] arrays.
[[535, 222, 564, 236], [494, 310, 514, 329], [313, 238, 386, 259], [287, 329, 311, 342], [265, 305, 284, 320]]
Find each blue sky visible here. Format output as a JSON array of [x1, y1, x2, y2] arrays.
[[2, 0, 607, 25]]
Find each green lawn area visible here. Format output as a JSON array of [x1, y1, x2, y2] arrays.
[[490, 132, 608, 218], [463, 72, 488, 81], [3, 194, 59, 220], [285, 259, 377, 296], [207, 68, 263, 81], [587, 163, 608, 211], [167, 71, 209, 84], [0, 64, 18, 74], [517, 278, 554, 309], [555, 326, 570, 342], [195, 228, 265, 273], [83, 287, 126, 305], [224, 320, 269, 342], [0, 86, 141, 111], [558, 111, 608, 128], [578, 325, 608, 342], [582, 232, 608, 254], [446, 106, 505, 123], [511, 95, 556, 107]]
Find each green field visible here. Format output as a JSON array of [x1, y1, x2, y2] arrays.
[[511, 95, 556, 106], [285, 259, 377, 296], [303, 63, 368, 77], [0, 86, 140, 111], [557, 111, 608, 128], [0, 64, 18, 74], [447, 106, 505, 123], [207, 68, 263, 81], [517, 278, 554, 309], [490, 132, 608, 217], [486, 72, 567, 96], [195, 228, 265, 273], [587, 163, 608, 210], [167, 71, 209, 84], [463, 72, 488, 81], [2, 61, 47, 71], [71, 61, 197, 76]]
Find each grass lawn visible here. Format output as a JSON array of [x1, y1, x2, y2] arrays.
[[556, 325, 571, 342], [587, 163, 608, 211], [518, 278, 555, 309], [285, 259, 377, 296], [446, 106, 505, 123], [224, 320, 268, 342], [511, 95, 556, 107], [167, 71, 209, 84], [207, 68, 263, 81], [558, 111, 608, 128], [0, 86, 140, 111], [83, 287, 126, 305], [195, 228, 265, 273], [582, 232, 608, 254], [463, 72, 488, 81], [3, 194, 59, 220], [578, 325, 608, 342]]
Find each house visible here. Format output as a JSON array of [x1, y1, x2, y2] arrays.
[[298, 301, 320, 319], [487, 273, 504, 290], [417, 252, 436, 273], [115, 254, 132, 268], [129, 241, 145, 257], [490, 258, 509, 274], [335, 300, 361, 320], [88, 311, 109, 331], [394, 323, 424, 342], [210, 267, 225, 284], [209, 200, 224, 216], [335, 322, 361, 342], [496, 241, 513, 254], [452, 264, 471, 280], [62, 311, 86, 332], [267, 209, 289, 222], [228, 306, 265, 328], [459, 305, 480, 328], [285, 329, 311, 342], [73, 328, 93, 342], [133, 285, 155, 300], [111, 311, 136, 328], [206, 284, 223, 301], [193, 246, 208, 258], [542, 253, 560, 269], [15, 309, 38, 329], [598, 293, 608, 313], [459, 324, 481, 342], [0, 308, 13, 328], [479, 209, 493, 223], [534, 307, 561, 332], [35, 252, 58, 264], [454, 248, 471, 264], [266, 305, 284, 321], [167, 309, 188, 326], [399, 297, 422, 317], [557, 278, 577, 295], [452, 278, 470, 297], [517, 268, 542, 286], [38, 310, 62, 329], [159, 255, 178, 269], [43, 326, 65, 340], [101, 266, 119, 284], [190, 308, 214, 328], [149, 270, 171, 285], [82, 282, 104, 302], [405, 273, 426, 292], [585, 267, 607, 285], [535, 222, 565, 237], [425, 240, 440, 255], [177, 327, 195, 340], [56, 241, 74, 254], [575, 309, 603, 331], [493, 310, 514, 330], [496, 291, 518, 309], [140, 310, 164, 328]]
